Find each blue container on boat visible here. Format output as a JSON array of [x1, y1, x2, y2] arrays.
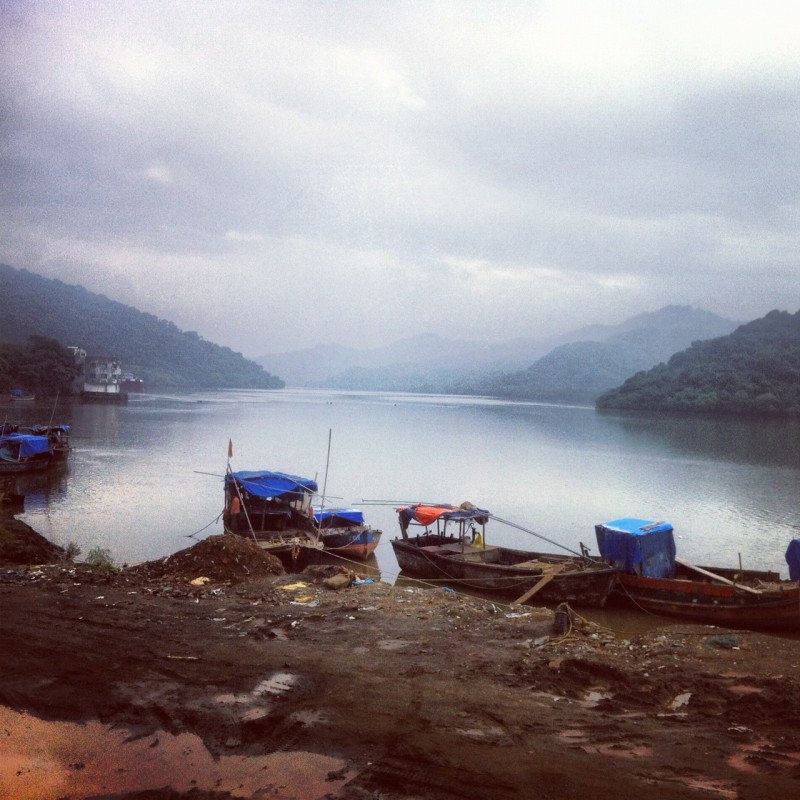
[[595, 518, 676, 579], [786, 538, 800, 581]]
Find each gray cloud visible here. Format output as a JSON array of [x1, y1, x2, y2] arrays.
[[2, 1, 799, 354]]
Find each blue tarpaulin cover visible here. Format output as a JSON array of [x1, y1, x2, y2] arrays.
[[0, 433, 52, 458], [595, 518, 676, 578], [314, 508, 364, 525], [226, 470, 318, 500], [786, 539, 800, 581]]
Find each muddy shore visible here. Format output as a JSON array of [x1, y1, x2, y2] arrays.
[[1, 523, 800, 799]]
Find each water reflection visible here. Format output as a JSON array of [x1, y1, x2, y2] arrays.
[[5, 390, 799, 579], [1, 465, 70, 513], [597, 410, 800, 470], [0, 706, 347, 800]]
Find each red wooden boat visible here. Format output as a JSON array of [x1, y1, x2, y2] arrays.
[[596, 518, 800, 632]]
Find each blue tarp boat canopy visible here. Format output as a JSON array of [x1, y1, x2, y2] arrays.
[[0, 433, 52, 458], [595, 518, 676, 579], [314, 508, 364, 525], [786, 538, 800, 581], [226, 470, 318, 500], [30, 424, 70, 435]]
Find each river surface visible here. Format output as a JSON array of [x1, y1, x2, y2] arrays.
[[3, 389, 800, 579]]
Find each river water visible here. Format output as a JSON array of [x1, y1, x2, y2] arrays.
[[4, 389, 800, 578]]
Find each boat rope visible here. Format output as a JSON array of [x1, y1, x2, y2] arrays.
[[487, 514, 597, 561], [183, 512, 223, 540]]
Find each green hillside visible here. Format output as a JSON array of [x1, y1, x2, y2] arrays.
[[0, 265, 284, 390], [596, 309, 800, 416]]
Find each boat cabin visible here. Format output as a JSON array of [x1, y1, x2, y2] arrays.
[[595, 518, 676, 578], [224, 469, 319, 538]]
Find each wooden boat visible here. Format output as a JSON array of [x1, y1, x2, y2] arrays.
[[0, 433, 53, 473], [596, 518, 800, 631], [314, 507, 382, 560], [27, 424, 71, 462], [224, 469, 323, 569], [223, 469, 381, 569], [391, 503, 618, 608]]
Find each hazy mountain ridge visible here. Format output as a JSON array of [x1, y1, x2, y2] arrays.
[[596, 309, 800, 416], [258, 306, 740, 399], [256, 332, 555, 389], [0, 264, 283, 390], [474, 306, 741, 403]]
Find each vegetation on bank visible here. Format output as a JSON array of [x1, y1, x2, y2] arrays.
[[0, 264, 284, 389], [596, 309, 800, 416], [0, 336, 81, 398]]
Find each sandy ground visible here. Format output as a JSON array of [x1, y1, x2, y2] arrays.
[[1, 523, 800, 800]]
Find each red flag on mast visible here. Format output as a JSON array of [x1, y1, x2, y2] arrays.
[[227, 439, 233, 459]]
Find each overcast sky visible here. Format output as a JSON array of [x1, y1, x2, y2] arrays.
[[2, 1, 799, 357]]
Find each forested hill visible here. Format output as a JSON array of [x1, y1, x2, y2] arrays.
[[464, 305, 738, 404], [596, 309, 800, 416], [0, 265, 283, 389]]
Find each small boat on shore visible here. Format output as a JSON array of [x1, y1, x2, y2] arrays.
[[223, 468, 381, 569], [595, 518, 800, 631], [0, 432, 54, 473], [223, 469, 323, 568], [391, 503, 617, 608], [314, 507, 382, 560]]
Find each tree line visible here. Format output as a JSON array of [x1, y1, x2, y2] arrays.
[[0, 336, 81, 398]]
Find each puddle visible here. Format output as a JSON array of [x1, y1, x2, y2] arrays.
[[578, 690, 612, 708], [555, 730, 651, 758], [669, 692, 692, 710], [728, 738, 800, 774], [726, 684, 763, 696], [650, 773, 737, 799], [0, 706, 348, 800], [254, 672, 299, 696]]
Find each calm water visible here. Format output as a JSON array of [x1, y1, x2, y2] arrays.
[[3, 389, 800, 578]]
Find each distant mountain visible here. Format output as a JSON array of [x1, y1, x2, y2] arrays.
[[258, 306, 740, 399], [255, 332, 554, 390], [596, 309, 800, 416], [0, 264, 283, 390], [475, 306, 741, 403]]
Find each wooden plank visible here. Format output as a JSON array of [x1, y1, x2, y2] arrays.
[[510, 564, 565, 606], [675, 557, 762, 595]]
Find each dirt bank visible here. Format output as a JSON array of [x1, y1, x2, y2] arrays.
[[1, 531, 799, 799]]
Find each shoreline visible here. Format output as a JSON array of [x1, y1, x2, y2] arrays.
[[2, 527, 800, 798]]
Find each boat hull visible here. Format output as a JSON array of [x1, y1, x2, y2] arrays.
[[0, 456, 51, 474], [225, 525, 324, 571], [391, 534, 617, 608], [320, 526, 382, 560], [612, 570, 800, 631]]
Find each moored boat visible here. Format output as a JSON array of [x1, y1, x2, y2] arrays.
[[28, 424, 71, 462], [0, 433, 53, 473], [314, 507, 382, 560], [223, 469, 323, 569], [595, 518, 800, 631], [223, 468, 382, 569], [391, 503, 617, 608]]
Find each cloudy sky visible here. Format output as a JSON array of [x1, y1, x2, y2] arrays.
[[2, 1, 799, 357]]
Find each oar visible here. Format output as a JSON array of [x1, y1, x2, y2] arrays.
[[675, 558, 762, 595]]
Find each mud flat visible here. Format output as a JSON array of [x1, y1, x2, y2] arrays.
[[1, 531, 800, 799]]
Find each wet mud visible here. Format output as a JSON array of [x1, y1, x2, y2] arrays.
[[2, 533, 800, 799]]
